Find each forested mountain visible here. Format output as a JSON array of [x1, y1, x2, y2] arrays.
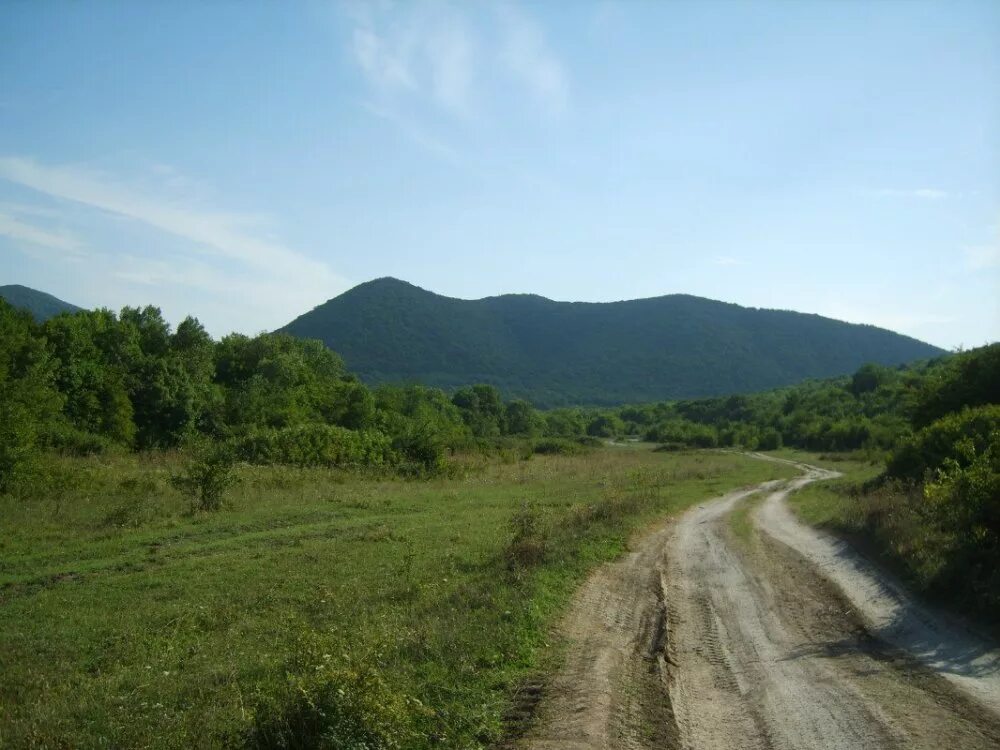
[[280, 278, 945, 406], [0, 284, 82, 321]]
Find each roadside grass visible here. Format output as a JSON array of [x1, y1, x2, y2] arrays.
[[772, 451, 881, 528], [765, 449, 1000, 634], [728, 491, 767, 545], [763, 448, 882, 475], [0, 447, 793, 748]]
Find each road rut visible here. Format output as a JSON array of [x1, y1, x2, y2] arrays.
[[515, 461, 1000, 750]]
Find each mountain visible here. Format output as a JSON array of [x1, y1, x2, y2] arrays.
[[280, 278, 946, 406], [0, 284, 83, 321]]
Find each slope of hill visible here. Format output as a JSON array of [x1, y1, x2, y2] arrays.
[[280, 278, 945, 406], [0, 284, 83, 321]]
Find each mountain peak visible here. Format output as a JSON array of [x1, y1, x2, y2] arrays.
[[280, 281, 944, 407], [0, 284, 83, 321]]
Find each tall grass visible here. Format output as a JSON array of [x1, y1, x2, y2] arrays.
[[0, 447, 791, 748]]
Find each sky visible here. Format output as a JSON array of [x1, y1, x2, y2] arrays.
[[0, 0, 998, 349]]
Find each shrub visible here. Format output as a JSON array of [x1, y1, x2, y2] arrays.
[[41, 424, 115, 456], [887, 404, 1000, 480], [532, 438, 583, 455], [233, 425, 396, 470], [244, 643, 414, 750], [391, 422, 446, 476], [0, 402, 39, 494], [504, 502, 547, 570], [171, 442, 237, 512]]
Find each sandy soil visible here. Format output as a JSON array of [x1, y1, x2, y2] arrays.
[[754, 459, 1000, 717], [515, 461, 1000, 750]]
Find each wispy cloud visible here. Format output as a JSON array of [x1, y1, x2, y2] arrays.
[[0, 209, 83, 253], [346, 1, 569, 135], [0, 157, 349, 334], [362, 101, 464, 165], [0, 156, 338, 282], [495, 3, 568, 115], [348, 2, 478, 117], [712, 255, 745, 267]]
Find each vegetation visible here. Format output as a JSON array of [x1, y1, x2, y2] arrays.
[[0, 448, 791, 747], [279, 277, 942, 407], [774, 346, 1000, 624], [0, 284, 82, 321], [606, 347, 997, 457], [0, 299, 608, 494], [1, 287, 996, 744]]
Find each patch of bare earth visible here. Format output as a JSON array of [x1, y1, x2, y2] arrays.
[[513, 464, 1000, 750]]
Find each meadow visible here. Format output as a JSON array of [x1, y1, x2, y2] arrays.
[[0, 446, 793, 748]]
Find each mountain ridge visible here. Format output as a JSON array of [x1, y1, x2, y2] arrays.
[[0, 284, 83, 321], [281, 278, 945, 406]]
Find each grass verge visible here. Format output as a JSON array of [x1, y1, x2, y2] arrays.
[[0, 447, 793, 748]]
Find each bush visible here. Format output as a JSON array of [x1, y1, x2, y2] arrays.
[[644, 419, 718, 448], [921, 431, 1000, 608], [532, 438, 583, 456], [244, 639, 414, 750], [171, 442, 237, 512], [0, 402, 40, 494], [888, 404, 1000, 480], [504, 502, 547, 570], [41, 424, 115, 456], [391, 422, 446, 476], [233, 425, 396, 470]]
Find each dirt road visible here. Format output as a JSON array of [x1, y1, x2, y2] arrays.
[[515, 461, 1000, 750]]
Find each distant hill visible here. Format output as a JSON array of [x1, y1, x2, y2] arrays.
[[281, 278, 946, 406], [0, 284, 83, 321]]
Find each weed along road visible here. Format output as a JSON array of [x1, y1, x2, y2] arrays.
[[517, 459, 1000, 750]]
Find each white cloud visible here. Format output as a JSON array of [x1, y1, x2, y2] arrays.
[[362, 101, 464, 164], [495, 3, 569, 115], [0, 210, 83, 253], [0, 157, 349, 335], [352, 26, 417, 92], [712, 256, 745, 267], [348, 3, 476, 116], [345, 1, 568, 119], [427, 20, 476, 115], [0, 156, 338, 283]]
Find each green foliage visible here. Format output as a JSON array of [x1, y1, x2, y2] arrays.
[[0, 301, 63, 491], [0, 298, 566, 489], [0, 447, 791, 748], [783, 346, 1000, 625], [887, 405, 1000, 481], [505, 502, 548, 570], [391, 421, 449, 476], [609, 346, 998, 454], [279, 277, 942, 407], [233, 425, 395, 471], [586, 414, 622, 438], [912, 343, 1000, 427], [645, 419, 718, 448], [171, 442, 237, 512], [245, 636, 414, 750], [532, 438, 585, 456], [0, 284, 82, 321]]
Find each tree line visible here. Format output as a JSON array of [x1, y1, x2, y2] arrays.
[[2, 297, 996, 503], [0, 300, 612, 491]]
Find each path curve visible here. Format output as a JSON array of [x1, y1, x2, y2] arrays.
[[515, 459, 1000, 750]]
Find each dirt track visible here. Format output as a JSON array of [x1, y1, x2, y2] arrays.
[[515, 460, 1000, 750]]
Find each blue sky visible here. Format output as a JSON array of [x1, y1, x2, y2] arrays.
[[1, 0, 997, 349]]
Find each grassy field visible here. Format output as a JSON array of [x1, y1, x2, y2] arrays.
[[0, 446, 793, 748], [774, 450, 883, 527]]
